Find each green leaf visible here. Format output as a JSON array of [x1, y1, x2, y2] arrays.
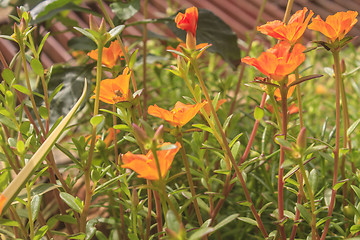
[[347, 119, 360, 137], [167, 9, 241, 70], [254, 106, 264, 121], [31, 195, 42, 222], [192, 124, 213, 134], [166, 210, 180, 233], [350, 224, 360, 234], [296, 203, 311, 224], [74, 27, 96, 43], [1, 68, 15, 85], [0, 80, 87, 216], [57, 215, 77, 224], [60, 192, 83, 213], [129, 49, 139, 70], [108, 25, 125, 40], [237, 217, 258, 227], [110, 0, 140, 21], [30, 58, 44, 76], [213, 214, 240, 230], [90, 114, 105, 127], [13, 84, 31, 96], [189, 227, 214, 240], [39, 106, 49, 120], [333, 179, 348, 191], [33, 225, 48, 240], [351, 185, 360, 199]]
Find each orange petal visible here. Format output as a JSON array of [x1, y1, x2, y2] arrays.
[[0, 194, 6, 215]]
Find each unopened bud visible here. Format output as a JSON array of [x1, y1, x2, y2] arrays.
[[99, 18, 107, 34], [186, 32, 196, 50], [19, 18, 27, 32], [341, 59, 346, 73], [132, 123, 149, 146], [153, 125, 164, 143], [296, 127, 307, 150], [89, 14, 99, 32], [132, 188, 139, 206], [95, 139, 106, 151]]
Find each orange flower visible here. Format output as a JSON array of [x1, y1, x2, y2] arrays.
[[242, 41, 306, 81], [203, 99, 227, 116], [175, 7, 198, 36], [167, 42, 208, 58], [308, 11, 358, 42], [92, 68, 130, 104], [88, 41, 126, 68], [258, 7, 314, 44], [267, 103, 299, 116], [121, 142, 181, 180], [0, 194, 6, 215], [148, 101, 206, 127], [274, 74, 296, 100]]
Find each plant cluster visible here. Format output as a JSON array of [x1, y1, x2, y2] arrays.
[[0, 1, 360, 240]]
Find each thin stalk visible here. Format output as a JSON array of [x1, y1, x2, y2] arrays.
[[211, 92, 267, 222], [283, 0, 294, 24], [229, 0, 267, 115], [339, 73, 350, 205], [80, 41, 104, 233], [320, 49, 341, 240], [142, 0, 149, 120], [145, 180, 152, 240], [295, 69, 304, 128], [191, 60, 268, 238], [296, 157, 319, 240], [10, 206, 28, 239], [278, 84, 289, 240], [18, 38, 46, 136], [176, 131, 204, 227], [26, 183, 34, 239], [269, 93, 282, 131], [154, 190, 163, 237], [290, 172, 304, 240], [96, 0, 143, 118]]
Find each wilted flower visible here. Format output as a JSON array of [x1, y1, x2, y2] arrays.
[[121, 142, 181, 180], [88, 41, 126, 68], [308, 11, 358, 42], [148, 101, 206, 127], [258, 7, 314, 44], [92, 68, 130, 104], [242, 41, 306, 81]]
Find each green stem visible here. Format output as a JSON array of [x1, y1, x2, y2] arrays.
[[297, 157, 318, 239], [176, 129, 204, 228], [96, 0, 143, 118], [142, 0, 148, 120], [10, 206, 28, 239], [191, 60, 268, 238], [269, 92, 282, 131], [278, 83, 288, 240], [80, 41, 104, 233], [26, 183, 34, 239], [18, 38, 46, 136], [295, 69, 304, 129], [320, 49, 341, 240]]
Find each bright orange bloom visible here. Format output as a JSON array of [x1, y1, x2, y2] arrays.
[[167, 42, 208, 58], [274, 74, 296, 100], [92, 68, 130, 104], [175, 7, 198, 36], [0, 194, 6, 215], [88, 41, 126, 68], [308, 11, 358, 42], [242, 41, 306, 81], [258, 7, 314, 44], [148, 101, 206, 127], [203, 99, 227, 116], [121, 142, 181, 180]]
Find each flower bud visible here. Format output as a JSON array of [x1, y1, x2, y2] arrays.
[[89, 14, 100, 32], [153, 125, 164, 144], [95, 139, 106, 151], [341, 59, 346, 73], [296, 127, 307, 150], [99, 18, 107, 35], [186, 32, 196, 50], [132, 123, 149, 146]]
